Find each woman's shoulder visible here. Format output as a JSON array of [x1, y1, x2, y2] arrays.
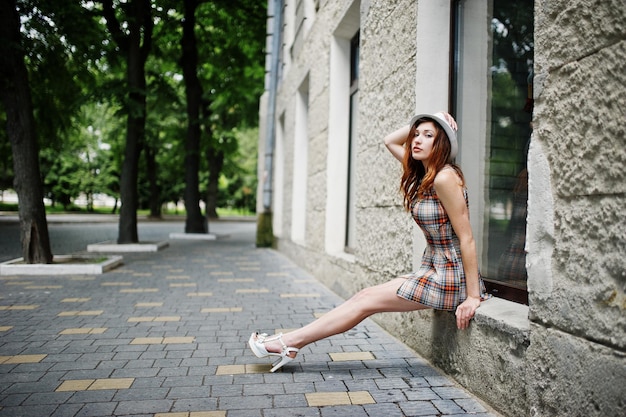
[[434, 165, 464, 188]]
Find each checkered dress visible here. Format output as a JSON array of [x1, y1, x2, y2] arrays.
[[396, 186, 484, 311]]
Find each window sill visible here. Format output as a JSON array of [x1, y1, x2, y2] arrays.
[[474, 296, 530, 336], [328, 251, 356, 263]]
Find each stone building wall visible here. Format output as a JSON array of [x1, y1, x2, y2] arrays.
[[259, 0, 625, 415], [526, 0, 625, 415]]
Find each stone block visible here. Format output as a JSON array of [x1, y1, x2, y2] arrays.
[[535, 0, 626, 71], [535, 41, 626, 196], [526, 323, 626, 417]]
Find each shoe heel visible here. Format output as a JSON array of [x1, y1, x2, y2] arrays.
[[270, 355, 293, 373]]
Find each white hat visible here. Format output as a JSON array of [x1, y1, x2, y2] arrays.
[[409, 112, 458, 162]]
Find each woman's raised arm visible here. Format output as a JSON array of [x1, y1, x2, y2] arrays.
[[384, 124, 410, 162]]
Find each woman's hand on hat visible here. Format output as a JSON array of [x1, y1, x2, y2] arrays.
[[439, 111, 458, 131]]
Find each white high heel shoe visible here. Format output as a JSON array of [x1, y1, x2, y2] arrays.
[[248, 332, 300, 372]]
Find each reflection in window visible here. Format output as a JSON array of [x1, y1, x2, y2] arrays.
[[484, 1, 534, 302]]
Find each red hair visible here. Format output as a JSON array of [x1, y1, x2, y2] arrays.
[[400, 117, 465, 210]]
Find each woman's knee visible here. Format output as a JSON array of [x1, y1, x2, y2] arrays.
[[350, 285, 390, 310]]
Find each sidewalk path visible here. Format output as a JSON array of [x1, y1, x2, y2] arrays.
[[0, 217, 499, 416]]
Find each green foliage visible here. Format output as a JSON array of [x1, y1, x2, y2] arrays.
[[215, 127, 258, 213], [2, 0, 266, 215]]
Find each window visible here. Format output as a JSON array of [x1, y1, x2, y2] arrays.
[[453, 0, 534, 304], [291, 78, 309, 245], [272, 114, 286, 237], [324, 0, 360, 257], [345, 32, 359, 251]]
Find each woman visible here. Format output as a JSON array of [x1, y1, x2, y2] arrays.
[[249, 112, 486, 372]]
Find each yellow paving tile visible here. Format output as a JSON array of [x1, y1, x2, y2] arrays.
[[329, 352, 375, 362], [163, 337, 194, 344], [69, 277, 95, 281], [169, 269, 184, 273], [89, 328, 107, 334], [235, 289, 269, 294], [78, 310, 103, 316], [153, 316, 181, 322], [169, 283, 197, 288], [120, 288, 159, 293], [238, 267, 260, 271], [1, 354, 47, 364], [266, 272, 289, 277], [210, 271, 233, 276], [0, 305, 39, 310], [313, 312, 327, 318], [306, 392, 351, 406], [166, 276, 190, 280], [135, 302, 163, 307], [61, 298, 91, 302], [200, 307, 243, 313], [25, 285, 63, 289], [101, 282, 133, 286], [349, 391, 376, 405], [4, 281, 33, 285], [59, 328, 107, 335], [130, 337, 194, 345], [127, 316, 155, 322], [57, 310, 103, 317], [215, 364, 267, 375], [132, 272, 153, 277], [280, 293, 321, 298], [88, 378, 134, 390], [155, 412, 226, 417], [0, 326, 13, 331], [305, 391, 376, 406], [56, 379, 94, 392], [130, 337, 163, 345], [187, 292, 213, 297], [156, 413, 188, 417], [217, 278, 255, 283]]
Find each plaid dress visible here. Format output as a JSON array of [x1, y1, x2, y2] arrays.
[[396, 185, 484, 310]]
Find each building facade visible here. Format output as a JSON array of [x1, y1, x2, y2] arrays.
[[256, 1, 625, 415]]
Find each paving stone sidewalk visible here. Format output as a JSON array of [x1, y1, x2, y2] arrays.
[[0, 218, 500, 417]]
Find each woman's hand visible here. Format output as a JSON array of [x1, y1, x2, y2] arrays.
[[455, 296, 480, 329], [439, 111, 458, 131]]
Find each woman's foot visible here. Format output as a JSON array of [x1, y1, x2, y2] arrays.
[[248, 332, 299, 372]]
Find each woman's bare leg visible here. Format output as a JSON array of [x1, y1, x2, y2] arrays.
[[255, 278, 428, 356]]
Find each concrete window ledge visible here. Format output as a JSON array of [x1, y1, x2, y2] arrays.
[[474, 296, 530, 339]]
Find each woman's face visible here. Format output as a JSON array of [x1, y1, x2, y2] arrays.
[[411, 121, 437, 162]]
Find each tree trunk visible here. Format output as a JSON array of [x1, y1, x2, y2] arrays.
[[181, 0, 206, 233], [0, 0, 52, 263], [117, 42, 145, 243], [101, 0, 153, 243], [145, 143, 161, 219], [206, 145, 223, 220]]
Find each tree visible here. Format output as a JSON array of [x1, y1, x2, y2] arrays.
[[180, 0, 208, 233], [196, 1, 265, 218], [98, 0, 154, 243], [0, 0, 52, 263]]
